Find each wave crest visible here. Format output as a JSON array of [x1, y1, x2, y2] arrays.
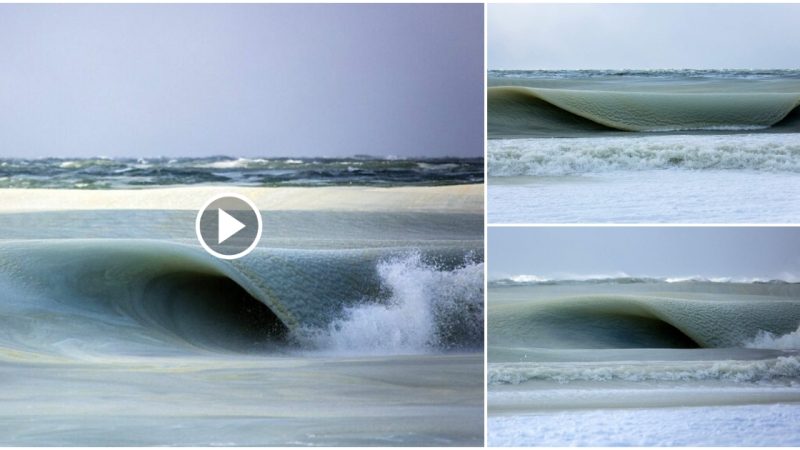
[[488, 134, 800, 176], [488, 356, 800, 385]]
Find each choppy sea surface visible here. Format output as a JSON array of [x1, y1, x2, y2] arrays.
[[0, 156, 483, 189], [487, 69, 800, 223]]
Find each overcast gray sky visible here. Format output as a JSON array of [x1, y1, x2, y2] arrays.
[[0, 4, 483, 158], [489, 3, 800, 70], [489, 228, 800, 282]]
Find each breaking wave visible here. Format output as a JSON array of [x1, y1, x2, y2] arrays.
[[489, 293, 800, 350], [488, 133, 800, 176], [488, 356, 800, 385], [489, 86, 800, 134]]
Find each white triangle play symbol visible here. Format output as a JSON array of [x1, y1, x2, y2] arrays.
[[218, 209, 246, 244]]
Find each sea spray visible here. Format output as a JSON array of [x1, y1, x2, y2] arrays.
[[295, 252, 484, 354], [747, 324, 800, 350]]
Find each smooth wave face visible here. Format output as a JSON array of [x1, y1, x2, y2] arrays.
[[488, 70, 800, 138], [489, 86, 800, 135], [0, 156, 483, 189]]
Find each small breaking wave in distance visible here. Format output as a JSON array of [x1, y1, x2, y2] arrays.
[[490, 274, 800, 286]]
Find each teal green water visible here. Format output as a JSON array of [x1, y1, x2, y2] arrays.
[[488, 70, 800, 138]]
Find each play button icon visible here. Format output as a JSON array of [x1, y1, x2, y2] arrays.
[[217, 209, 246, 245], [196, 193, 262, 259]]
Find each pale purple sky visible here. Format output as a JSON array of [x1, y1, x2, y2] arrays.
[[0, 4, 483, 158], [490, 3, 800, 70]]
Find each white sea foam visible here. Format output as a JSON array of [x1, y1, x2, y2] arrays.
[[489, 403, 800, 446], [417, 162, 460, 170], [747, 324, 800, 350], [488, 133, 800, 176], [506, 274, 550, 283], [488, 357, 800, 385], [196, 157, 270, 169], [488, 169, 800, 223], [299, 253, 484, 355], [58, 161, 81, 169]]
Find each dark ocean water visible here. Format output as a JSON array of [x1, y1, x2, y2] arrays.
[[0, 156, 483, 189]]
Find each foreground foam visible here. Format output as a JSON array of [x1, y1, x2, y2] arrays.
[[489, 403, 800, 446]]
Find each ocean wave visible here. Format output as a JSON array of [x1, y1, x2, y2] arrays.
[[490, 294, 800, 350], [488, 71, 800, 138], [488, 133, 800, 175], [195, 157, 271, 169], [0, 240, 483, 359], [488, 356, 800, 385]]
